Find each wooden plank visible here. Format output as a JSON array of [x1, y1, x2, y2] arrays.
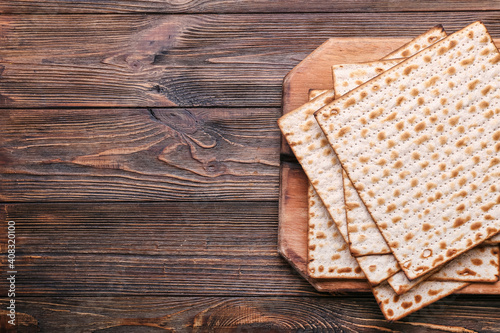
[[0, 108, 280, 202], [1, 14, 500, 107], [0, 202, 323, 296], [3, 296, 500, 332], [0, 1, 498, 13]]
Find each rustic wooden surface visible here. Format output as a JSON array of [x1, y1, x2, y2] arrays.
[[1, 2, 500, 332], [0, 108, 280, 202], [1, 14, 500, 108], [0, 1, 499, 13]]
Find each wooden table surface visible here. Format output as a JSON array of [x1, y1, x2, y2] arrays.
[[2, 1, 500, 332]]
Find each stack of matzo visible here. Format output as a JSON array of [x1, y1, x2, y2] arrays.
[[279, 22, 500, 321]]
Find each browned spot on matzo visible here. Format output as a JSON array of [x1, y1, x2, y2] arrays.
[[369, 108, 384, 119], [401, 132, 411, 140], [344, 98, 356, 108], [449, 116, 460, 126], [415, 122, 426, 132], [446, 66, 456, 75], [396, 96, 406, 106], [386, 204, 397, 212], [470, 222, 482, 230], [461, 57, 475, 66], [479, 101, 490, 109], [489, 54, 500, 64], [468, 79, 480, 90], [384, 112, 398, 122], [403, 64, 419, 75], [472, 259, 483, 265], [337, 126, 351, 137], [426, 76, 440, 87]]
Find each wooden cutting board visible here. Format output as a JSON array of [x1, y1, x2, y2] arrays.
[[278, 37, 500, 294]]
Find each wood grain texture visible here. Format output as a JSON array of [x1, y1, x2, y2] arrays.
[[0, 202, 323, 296], [3, 296, 500, 332], [0, 0, 498, 13], [2, 5, 500, 331], [2, 14, 500, 107], [0, 108, 279, 202]]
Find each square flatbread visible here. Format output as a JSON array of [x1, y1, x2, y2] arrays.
[[355, 254, 400, 286], [333, 31, 499, 293], [487, 233, 500, 244], [381, 25, 446, 60], [388, 245, 499, 294], [430, 245, 499, 281], [308, 185, 365, 278], [303, 30, 447, 284], [333, 59, 402, 99], [279, 26, 448, 247], [373, 280, 468, 321], [343, 169, 392, 256], [306, 91, 396, 284], [316, 21, 500, 280]]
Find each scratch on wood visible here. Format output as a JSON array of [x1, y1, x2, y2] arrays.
[[148, 108, 161, 122], [405, 321, 477, 333], [352, 323, 393, 332]]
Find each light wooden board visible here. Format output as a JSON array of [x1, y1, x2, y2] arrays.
[[278, 37, 500, 294]]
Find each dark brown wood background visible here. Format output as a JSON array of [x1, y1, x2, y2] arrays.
[[1, 1, 500, 332]]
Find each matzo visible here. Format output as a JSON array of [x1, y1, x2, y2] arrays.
[[306, 91, 397, 283], [332, 33, 500, 295], [355, 254, 400, 286], [343, 169, 391, 256], [389, 246, 499, 294], [430, 245, 499, 282], [278, 90, 348, 242], [316, 21, 500, 280], [308, 89, 328, 100], [382, 25, 446, 60], [486, 233, 500, 244], [307, 185, 365, 278], [333, 59, 402, 99], [279, 27, 450, 245], [334, 26, 497, 293], [387, 271, 433, 295], [305, 92, 398, 284], [373, 280, 468, 321]]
